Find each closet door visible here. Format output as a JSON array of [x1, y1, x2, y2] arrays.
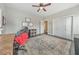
[[53, 17, 66, 38], [66, 16, 72, 40], [73, 15, 79, 55], [73, 16, 79, 35], [53, 16, 73, 40]]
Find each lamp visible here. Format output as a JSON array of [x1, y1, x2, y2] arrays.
[[22, 22, 28, 27]]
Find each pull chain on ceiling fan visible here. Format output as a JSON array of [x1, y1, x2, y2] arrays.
[[32, 3, 51, 12]]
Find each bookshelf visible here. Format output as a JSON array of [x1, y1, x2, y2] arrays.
[[29, 29, 36, 37]]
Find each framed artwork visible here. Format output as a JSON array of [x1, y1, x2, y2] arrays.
[[2, 16, 6, 25]]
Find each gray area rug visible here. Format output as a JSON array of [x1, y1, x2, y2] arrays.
[[18, 35, 71, 55]]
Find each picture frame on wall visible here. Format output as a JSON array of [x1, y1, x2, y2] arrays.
[[2, 16, 6, 25]]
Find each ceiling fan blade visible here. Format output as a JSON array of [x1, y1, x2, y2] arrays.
[[32, 5, 40, 7], [43, 8, 46, 11], [43, 3, 51, 7], [37, 8, 40, 12]]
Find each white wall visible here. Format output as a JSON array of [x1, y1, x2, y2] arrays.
[[44, 5, 79, 39], [1, 3, 79, 36], [0, 9, 2, 27], [53, 17, 66, 38], [0, 4, 6, 34], [0, 9, 2, 34], [0, 4, 5, 27], [2, 6, 42, 34]]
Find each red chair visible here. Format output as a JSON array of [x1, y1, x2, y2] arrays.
[[13, 32, 29, 55], [15, 32, 29, 46]]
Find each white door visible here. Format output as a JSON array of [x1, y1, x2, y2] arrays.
[[66, 16, 72, 40], [40, 21, 44, 34]]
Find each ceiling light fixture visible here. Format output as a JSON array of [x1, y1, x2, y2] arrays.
[[39, 7, 43, 10], [32, 3, 51, 12]]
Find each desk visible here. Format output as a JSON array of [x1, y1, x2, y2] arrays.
[[0, 34, 15, 55]]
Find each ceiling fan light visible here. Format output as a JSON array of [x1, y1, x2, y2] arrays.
[[40, 7, 43, 10]]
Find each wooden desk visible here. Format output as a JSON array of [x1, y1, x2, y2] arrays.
[[0, 34, 15, 55]]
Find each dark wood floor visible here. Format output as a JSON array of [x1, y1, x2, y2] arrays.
[[74, 38, 79, 55]]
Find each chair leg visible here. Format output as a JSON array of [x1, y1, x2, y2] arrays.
[[13, 48, 19, 55]]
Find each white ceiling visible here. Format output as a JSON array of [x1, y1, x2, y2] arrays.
[[5, 3, 79, 17]]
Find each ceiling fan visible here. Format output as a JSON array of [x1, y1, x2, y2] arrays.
[[32, 3, 51, 12]]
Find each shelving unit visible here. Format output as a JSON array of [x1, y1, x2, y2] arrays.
[[29, 29, 36, 37]]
